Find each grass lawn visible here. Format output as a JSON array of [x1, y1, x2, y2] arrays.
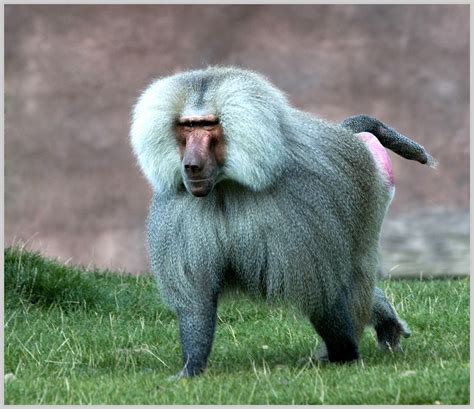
[[4, 247, 470, 404]]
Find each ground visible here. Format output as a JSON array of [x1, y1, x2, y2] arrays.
[[4, 247, 470, 404]]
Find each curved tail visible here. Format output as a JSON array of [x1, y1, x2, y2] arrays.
[[341, 114, 437, 168]]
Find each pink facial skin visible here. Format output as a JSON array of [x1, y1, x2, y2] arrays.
[[356, 132, 394, 188]]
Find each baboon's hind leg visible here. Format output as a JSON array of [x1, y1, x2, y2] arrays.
[[310, 293, 359, 364], [371, 287, 411, 351], [314, 286, 410, 361]]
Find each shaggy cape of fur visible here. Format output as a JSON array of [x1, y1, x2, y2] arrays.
[[130, 67, 391, 335]]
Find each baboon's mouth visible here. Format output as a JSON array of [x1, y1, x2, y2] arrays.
[[187, 178, 213, 183], [185, 178, 215, 197]]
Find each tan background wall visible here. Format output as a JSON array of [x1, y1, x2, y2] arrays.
[[5, 5, 469, 276]]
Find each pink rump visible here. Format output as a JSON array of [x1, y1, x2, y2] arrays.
[[356, 132, 394, 188]]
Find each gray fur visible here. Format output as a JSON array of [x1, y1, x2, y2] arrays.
[[131, 67, 429, 376]]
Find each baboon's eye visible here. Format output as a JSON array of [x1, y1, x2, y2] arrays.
[[178, 117, 219, 129], [182, 122, 195, 130]]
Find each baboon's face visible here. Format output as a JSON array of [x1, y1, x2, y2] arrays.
[[176, 114, 226, 197], [130, 68, 289, 195]]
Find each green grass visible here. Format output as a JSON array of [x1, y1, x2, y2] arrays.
[[4, 247, 470, 404]]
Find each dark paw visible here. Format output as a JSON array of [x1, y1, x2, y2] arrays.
[[327, 342, 359, 363], [167, 363, 207, 381], [329, 354, 359, 364], [400, 319, 411, 338], [376, 319, 411, 351]]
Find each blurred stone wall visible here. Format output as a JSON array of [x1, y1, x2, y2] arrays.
[[5, 5, 469, 276]]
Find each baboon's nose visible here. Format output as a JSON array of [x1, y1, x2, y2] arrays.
[[184, 163, 202, 175]]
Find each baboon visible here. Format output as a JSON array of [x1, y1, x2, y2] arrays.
[[130, 67, 432, 377]]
